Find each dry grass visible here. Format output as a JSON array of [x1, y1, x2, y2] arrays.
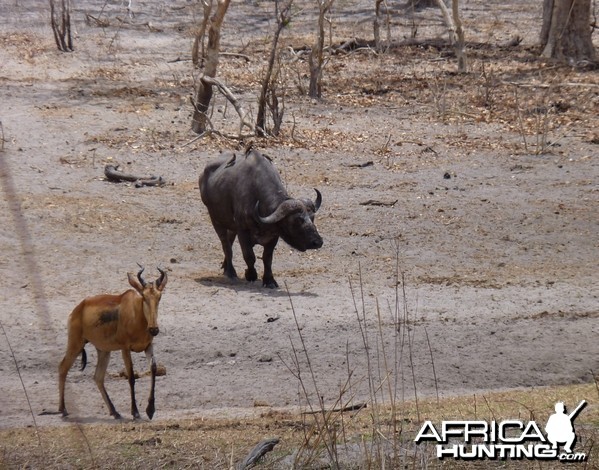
[[1, 383, 596, 469]]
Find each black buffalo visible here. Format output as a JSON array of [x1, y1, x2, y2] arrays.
[[199, 148, 323, 288]]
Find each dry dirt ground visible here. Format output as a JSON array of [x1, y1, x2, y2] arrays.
[[0, 0, 598, 434]]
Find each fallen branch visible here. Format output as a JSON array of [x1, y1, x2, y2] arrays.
[[85, 13, 110, 28], [346, 160, 374, 168], [104, 165, 166, 187], [200, 75, 255, 134], [360, 199, 398, 207], [238, 438, 279, 469], [303, 402, 368, 414]]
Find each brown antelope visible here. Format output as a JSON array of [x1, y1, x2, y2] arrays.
[[58, 266, 167, 420]]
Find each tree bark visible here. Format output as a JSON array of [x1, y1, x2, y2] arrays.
[[541, 0, 596, 63], [191, 0, 231, 134]]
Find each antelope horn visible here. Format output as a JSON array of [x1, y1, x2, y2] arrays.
[[156, 267, 167, 288], [136, 264, 147, 287], [256, 199, 304, 225]]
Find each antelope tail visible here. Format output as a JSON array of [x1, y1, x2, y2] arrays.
[[80, 347, 87, 371]]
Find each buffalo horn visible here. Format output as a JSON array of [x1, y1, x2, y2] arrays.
[[314, 188, 322, 212], [257, 199, 304, 225]]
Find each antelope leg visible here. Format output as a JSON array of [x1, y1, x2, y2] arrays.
[[95, 350, 121, 419], [145, 345, 156, 419], [122, 349, 140, 419]]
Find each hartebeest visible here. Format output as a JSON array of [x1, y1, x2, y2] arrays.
[[58, 266, 167, 420]]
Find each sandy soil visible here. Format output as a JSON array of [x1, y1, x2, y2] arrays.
[[0, 0, 597, 430]]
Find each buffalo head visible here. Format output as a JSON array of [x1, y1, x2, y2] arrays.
[[256, 189, 323, 252]]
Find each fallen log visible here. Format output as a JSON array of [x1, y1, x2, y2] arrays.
[[104, 164, 166, 187]]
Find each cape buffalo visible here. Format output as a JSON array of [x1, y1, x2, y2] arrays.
[[199, 148, 323, 288]]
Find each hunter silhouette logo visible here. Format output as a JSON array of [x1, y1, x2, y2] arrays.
[[414, 399, 588, 461], [545, 400, 586, 454]]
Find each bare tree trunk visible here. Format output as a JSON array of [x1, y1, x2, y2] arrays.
[[541, 0, 596, 63], [373, 0, 392, 52], [50, 0, 73, 52], [192, 0, 213, 68], [309, 0, 334, 99], [191, 0, 231, 135], [451, 0, 466, 72], [435, 0, 467, 72], [374, 0, 383, 51], [256, 0, 293, 137]]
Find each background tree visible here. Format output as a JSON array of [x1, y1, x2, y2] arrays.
[[309, 0, 335, 99], [192, 0, 213, 68], [435, 0, 467, 72], [50, 0, 73, 52], [256, 0, 294, 137], [191, 0, 231, 134], [540, 0, 596, 63], [373, 0, 391, 52]]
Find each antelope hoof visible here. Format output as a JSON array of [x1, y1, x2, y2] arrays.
[[112, 411, 123, 420], [146, 402, 155, 420]]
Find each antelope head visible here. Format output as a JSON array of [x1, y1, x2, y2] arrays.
[[127, 266, 168, 336]]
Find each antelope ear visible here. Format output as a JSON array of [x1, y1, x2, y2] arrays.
[[127, 272, 144, 293]]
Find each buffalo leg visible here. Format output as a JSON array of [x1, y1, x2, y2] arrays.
[[238, 231, 258, 282], [95, 350, 121, 419], [122, 350, 140, 419], [145, 345, 156, 420], [214, 223, 237, 278], [262, 238, 279, 288]]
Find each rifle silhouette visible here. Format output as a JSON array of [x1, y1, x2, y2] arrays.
[[568, 400, 587, 420]]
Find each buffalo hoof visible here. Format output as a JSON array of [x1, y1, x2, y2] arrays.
[[263, 278, 279, 289], [223, 266, 238, 279], [245, 267, 258, 282]]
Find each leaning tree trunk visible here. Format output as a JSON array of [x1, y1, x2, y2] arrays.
[[191, 0, 231, 134], [541, 0, 596, 63]]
